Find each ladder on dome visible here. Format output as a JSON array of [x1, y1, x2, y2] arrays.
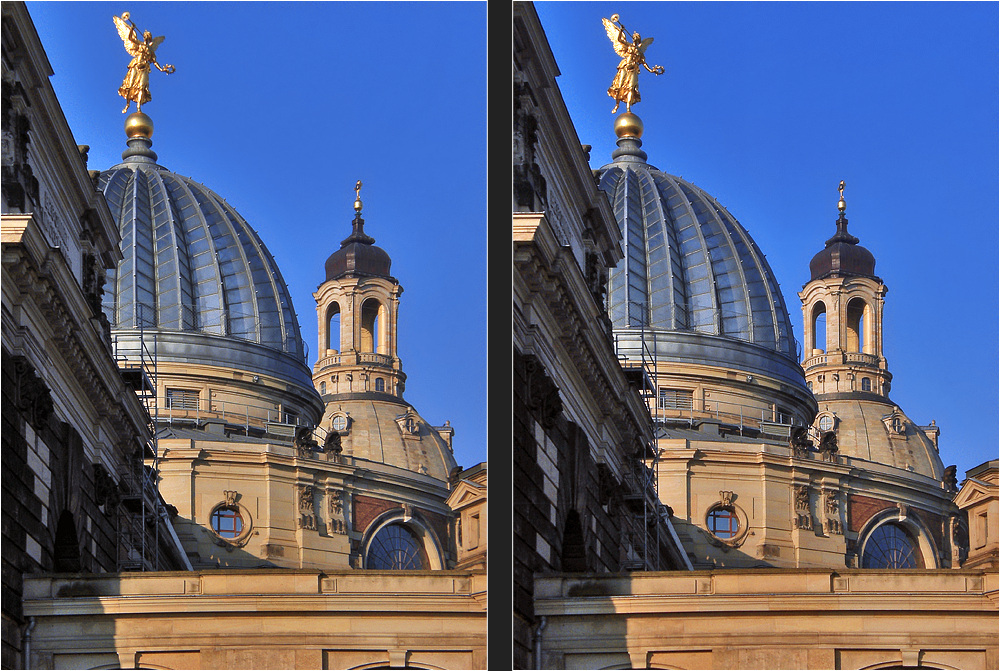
[[114, 303, 163, 572]]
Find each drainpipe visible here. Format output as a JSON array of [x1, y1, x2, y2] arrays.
[[23, 616, 36, 670], [533, 616, 547, 669]]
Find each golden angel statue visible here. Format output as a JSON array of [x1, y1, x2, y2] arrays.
[[602, 14, 665, 114], [113, 12, 175, 114]]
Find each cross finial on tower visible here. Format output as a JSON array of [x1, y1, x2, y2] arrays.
[[837, 180, 846, 213], [354, 180, 363, 214]]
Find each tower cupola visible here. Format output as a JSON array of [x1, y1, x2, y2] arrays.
[[313, 182, 405, 400], [799, 181, 891, 399]]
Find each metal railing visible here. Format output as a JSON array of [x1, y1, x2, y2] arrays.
[[656, 396, 799, 433]]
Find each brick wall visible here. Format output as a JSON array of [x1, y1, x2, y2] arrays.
[[1, 348, 119, 668], [847, 492, 893, 533], [353, 494, 398, 533], [513, 347, 625, 668]]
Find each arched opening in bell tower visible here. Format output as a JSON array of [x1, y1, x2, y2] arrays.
[[326, 301, 341, 353], [361, 298, 382, 353], [810, 301, 827, 353], [847, 297, 867, 353]]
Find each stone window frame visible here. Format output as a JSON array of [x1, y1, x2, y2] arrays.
[[330, 412, 351, 435], [207, 497, 253, 548], [816, 411, 837, 433], [855, 507, 938, 570], [704, 494, 750, 547], [360, 508, 445, 571]]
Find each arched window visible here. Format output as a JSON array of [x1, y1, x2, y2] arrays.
[[211, 506, 244, 539], [320, 381, 327, 395], [361, 298, 381, 353], [846, 297, 867, 353], [366, 523, 427, 570], [862, 523, 922, 568], [861, 377, 871, 392], [374, 377, 385, 392], [811, 302, 826, 353], [326, 302, 341, 352]]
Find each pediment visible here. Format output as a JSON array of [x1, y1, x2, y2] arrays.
[[954, 479, 998, 509], [446, 480, 486, 509]]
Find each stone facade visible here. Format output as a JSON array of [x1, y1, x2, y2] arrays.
[[22, 570, 487, 670], [519, 3, 993, 668], [2, 4, 187, 666], [513, 5, 689, 667], [447, 462, 487, 571], [535, 570, 998, 670], [5, 3, 486, 668]]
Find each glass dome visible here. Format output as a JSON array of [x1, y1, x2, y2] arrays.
[[96, 124, 318, 405], [598, 147, 797, 359], [99, 164, 303, 357]]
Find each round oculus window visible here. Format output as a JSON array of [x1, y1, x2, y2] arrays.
[[332, 415, 347, 432], [707, 507, 739, 540], [211, 506, 244, 539], [819, 415, 834, 431]]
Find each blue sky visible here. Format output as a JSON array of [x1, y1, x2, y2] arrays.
[[535, 1, 998, 475], [25, 2, 488, 469]]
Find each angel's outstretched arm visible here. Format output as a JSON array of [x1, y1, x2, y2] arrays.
[[643, 62, 665, 75], [154, 61, 176, 74]]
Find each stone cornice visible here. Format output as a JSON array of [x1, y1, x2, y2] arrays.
[[3, 214, 148, 443]]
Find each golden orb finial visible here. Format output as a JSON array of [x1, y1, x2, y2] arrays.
[[837, 180, 846, 213], [614, 111, 644, 138], [354, 180, 363, 214], [124, 111, 154, 138]]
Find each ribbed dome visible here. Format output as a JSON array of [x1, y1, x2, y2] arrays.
[[809, 213, 876, 281], [598, 135, 798, 360], [98, 127, 314, 394], [324, 213, 392, 282]]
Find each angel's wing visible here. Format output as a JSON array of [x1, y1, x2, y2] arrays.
[[602, 18, 629, 58], [113, 15, 141, 57], [149, 35, 166, 53], [637, 36, 655, 55]]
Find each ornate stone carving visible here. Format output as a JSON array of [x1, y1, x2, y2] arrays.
[[522, 354, 562, 428], [13, 356, 54, 430], [294, 426, 318, 458], [819, 431, 838, 462], [324, 430, 342, 454], [789, 426, 812, 458], [719, 490, 734, 507], [824, 489, 839, 515], [329, 489, 343, 515], [224, 490, 239, 507], [298, 485, 317, 530], [1, 79, 39, 211], [81, 252, 106, 316], [794, 485, 810, 512], [299, 485, 315, 513], [793, 485, 812, 530], [512, 79, 547, 209], [943, 465, 958, 493]]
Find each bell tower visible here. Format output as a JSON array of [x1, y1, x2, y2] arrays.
[[313, 182, 406, 399], [798, 181, 891, 399]]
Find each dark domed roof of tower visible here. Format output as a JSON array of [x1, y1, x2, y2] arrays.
[[808, 212, 876, 281], [324, 213, 392, 282], [598, 121, 797, 360], [98, 114, 314, 391]]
